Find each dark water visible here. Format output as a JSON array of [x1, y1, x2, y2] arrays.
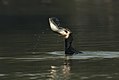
[[0, 33, 119, 80]]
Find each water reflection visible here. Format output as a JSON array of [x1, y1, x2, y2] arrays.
[[1, 53, 119, 80], [48, 58, 71, 80]]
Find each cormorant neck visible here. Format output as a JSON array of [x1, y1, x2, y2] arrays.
[[65, 33, 73, 50], [65, 33, 82, 55]]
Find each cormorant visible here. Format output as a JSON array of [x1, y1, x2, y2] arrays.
[[49, 17, 82, 55]]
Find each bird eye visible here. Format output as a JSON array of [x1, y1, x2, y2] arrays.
[[64, 30, 68, 33]]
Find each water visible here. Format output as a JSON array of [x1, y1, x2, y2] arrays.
[[0, 0, 119, 80], [0, 33, 119, 80], [1, 51, 119, 80]]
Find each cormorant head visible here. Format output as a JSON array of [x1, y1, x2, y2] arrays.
[[49, 17, 71, 39], [59, 28, 71, 39]]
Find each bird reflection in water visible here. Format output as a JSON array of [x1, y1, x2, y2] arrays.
[[48, 58, 72, 80]]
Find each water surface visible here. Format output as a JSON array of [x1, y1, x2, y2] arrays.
[[0, 33, 119, 80], [0, 0, 119, 80]]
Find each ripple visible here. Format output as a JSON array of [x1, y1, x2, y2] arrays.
[[47, 51, 119, 59], [0, 74, 8, 77], [0, 51, 119, 61]]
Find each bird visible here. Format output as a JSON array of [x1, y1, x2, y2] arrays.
[[49, 17, 82, 55]]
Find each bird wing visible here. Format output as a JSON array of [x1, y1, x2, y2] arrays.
[[49, 17, 71, 37], [49, 18, 59, 32]]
